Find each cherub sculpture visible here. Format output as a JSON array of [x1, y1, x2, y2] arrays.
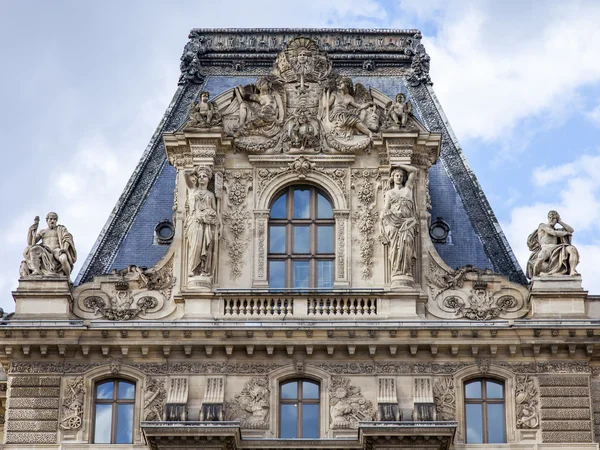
[[286, 108, 319, 150], [186, 91, 222, 128], [234, 76, 284, 137], [386, 93, 413, 128]]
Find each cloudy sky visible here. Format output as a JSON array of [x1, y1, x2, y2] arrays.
[[1, 0, 600, 312]]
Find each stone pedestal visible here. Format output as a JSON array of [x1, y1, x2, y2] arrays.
[[12, 276, 73, 319], [529, 275, 587, 318]]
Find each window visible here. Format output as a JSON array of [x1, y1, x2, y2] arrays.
[[269, 186, 335, 289], [280, 379, 320, 438], [464, 379, 505, 444], [93, 379, 135, 444]]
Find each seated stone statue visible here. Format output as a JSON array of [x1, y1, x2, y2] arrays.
[[526, 210, 579, 278], [20, 212, 77, 278], [386, 93, 412, 128]]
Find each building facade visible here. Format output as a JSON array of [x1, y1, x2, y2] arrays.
[[3, 29, 600, 450]]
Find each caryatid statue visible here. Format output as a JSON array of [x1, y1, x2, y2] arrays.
[[20, 212, 77, 278], [526, 210, 579, 278], [380, 165, 418, 279], [184, 165, 221, 278]]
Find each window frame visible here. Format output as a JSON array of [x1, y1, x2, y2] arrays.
[[92, 378, 136, 444], [268, 185, 335, 289], [464, 378, 506, 444], [279, 378, 321, 438]]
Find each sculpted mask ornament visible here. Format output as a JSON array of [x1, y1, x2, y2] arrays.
[[184, 165, 221, 280], [20, 212, 77, 279], [380, 165, 418, 281], [185, 91, 222, 128], [526, 210, 579, 278]]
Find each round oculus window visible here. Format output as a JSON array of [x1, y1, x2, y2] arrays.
[[155, 220, 175, 244]]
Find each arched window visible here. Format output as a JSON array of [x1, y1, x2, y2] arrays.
[[269, 186, 334, 289], [464, 379, 505, 444], [93, 379, 135, 444], [280, 379, 320, 438]]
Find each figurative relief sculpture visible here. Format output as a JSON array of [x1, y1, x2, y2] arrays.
[[185, 91, 222, 128], [184, 37, 425, 155], [184, 166, 221, 282], [20, 212, 77, 279], [526, 210, 579, 278], [380, 165, 418, 282], [226, 378, 270, 429]]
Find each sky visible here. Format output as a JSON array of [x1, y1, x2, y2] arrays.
[[1, 0, 600, 312]]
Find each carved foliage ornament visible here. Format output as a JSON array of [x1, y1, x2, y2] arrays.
[[225, 377, 270, 429], [329, 377, 377, 429], [351, 169, 381, 279], [60, 377, 84, 430], [222, 171, 253, 279], [84, 292, 158, 321]]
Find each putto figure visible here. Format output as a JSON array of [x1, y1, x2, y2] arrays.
[[184, 166, 221, 278], [386, 92, 413, 128], [526, 210, 579, 278], [20, 212, 77, 278], [380, 165, 418, 278], [186, 91, 221, 128]]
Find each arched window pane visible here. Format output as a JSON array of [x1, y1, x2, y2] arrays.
[[317, 192, 333, 218], [486, 381, 503, 399], [293, 226, 310, 253], [465, 381, 481, 398], [281, 404, 298, 438], [302, 404, 319, 438], [293, 188, 310, 218], [269, 226, 286, 253], [281, 381, 298, 399], [118, 381, 135, 399], [96, 381, 114, 399], [269, 261, 286, 289], [302, 381, 319, 399], [94, 404, 113, 443], [116, 404, 134, 443], [465, 403, 483, 443], [487, 403, 505, 443], [317, 226, 333, 253], [271, 194, 287, 218], [293, 261, 310, 288]]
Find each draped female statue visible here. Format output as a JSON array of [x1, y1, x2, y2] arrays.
[[184, 166, 221, 278], [380, 165, 418, 278]]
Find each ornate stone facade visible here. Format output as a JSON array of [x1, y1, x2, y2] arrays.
[[5, 28, 600, 450]]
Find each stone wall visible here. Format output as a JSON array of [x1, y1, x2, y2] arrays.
[[5, 375, 60, 444], [539, 375, 593, 443]]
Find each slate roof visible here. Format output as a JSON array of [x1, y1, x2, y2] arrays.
[[76, 29, 526, 285]]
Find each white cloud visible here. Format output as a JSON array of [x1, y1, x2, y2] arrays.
[[400, 1, 600, 144], [586, 103, 600, 127]]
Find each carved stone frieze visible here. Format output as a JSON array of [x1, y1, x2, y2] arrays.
[[225, 378, 270, 429], [83, 291, 158, 321], [144, 377, 167, 421], [433, 377, 455, 421], [351, 169, 381, 279], [222, 171, 253, 279], [59, 377, 84, 430], [329, 377, 376, 429], [9, 360, 593, 377], [516, 375, 539, 429]]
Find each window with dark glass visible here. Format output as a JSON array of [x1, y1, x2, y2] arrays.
[[268, 186, 335, 289], [464, 379, 505, 444], [280, 379, 320, 438], [93, 379, 135, 444]]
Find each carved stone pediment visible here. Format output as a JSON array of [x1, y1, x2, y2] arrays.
[[72, 256, 176, 320], [426, 252, 530, 320]]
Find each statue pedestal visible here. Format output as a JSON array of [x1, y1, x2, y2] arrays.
[[12, 276, 73, 319], [529, 275, 586, 318], [390, 274, 414, 291], [188, 275, 212, 291]]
